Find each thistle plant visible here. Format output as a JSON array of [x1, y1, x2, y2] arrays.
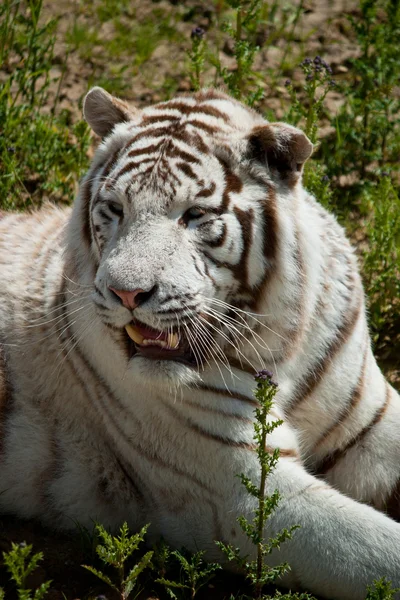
[[217, 370, 303, 600], [283, 58, 336, 213], [217, 0, 265, 105], [0, 542, 51, 600], [188, 27, 206, 91], [82, 522, 153, 600], [284, 56, 335, 145]]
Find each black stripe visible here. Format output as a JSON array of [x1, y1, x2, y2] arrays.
[[315, 383, 391, 476]]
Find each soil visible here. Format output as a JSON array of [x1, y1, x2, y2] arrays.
[[0, 1, 398, 598]]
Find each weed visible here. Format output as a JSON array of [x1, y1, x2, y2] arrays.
[[156, 548, 221, 599], [361, 176, 400, 351], [0, 0, 90, 208], [81, 522, 153, 600], [216, 371, 307, 600], [365, 577, 400, 599], [1, 542, 51, 600], [321, 0, 400, 183]]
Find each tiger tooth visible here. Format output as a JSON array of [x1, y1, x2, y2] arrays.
[[167, 333, 179, 349], [142, 339, 168, 348], [125, 324, 144, 345]]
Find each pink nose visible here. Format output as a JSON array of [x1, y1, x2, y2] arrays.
[[109, 287, 145, 310]]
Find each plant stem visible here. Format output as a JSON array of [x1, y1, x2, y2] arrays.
[[236, 6, 243, 96], [255, 398, 269, 599]]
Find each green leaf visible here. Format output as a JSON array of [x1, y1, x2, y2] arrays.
[[81, 565, 119, 593]]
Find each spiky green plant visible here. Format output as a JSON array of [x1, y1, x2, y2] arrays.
[[82, 522, 153, 600]]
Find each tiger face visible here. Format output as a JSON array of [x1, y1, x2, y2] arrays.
[[77, 87, 312, 381]]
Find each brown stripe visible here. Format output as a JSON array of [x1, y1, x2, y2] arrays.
[[315, 382, 391, 476], [127, 141, 164, 158], [191, 383, 257, 406], [196, 182, 216, 198], [115, 157, 155, 180], [313, 336, 369, 451], [186, 119, 218, 134], [233, 206, 253, 292], [251, 186, 279, 311], [81, 176, 94, 247], [219, 160, 243, 210], [156, 101, 229, 122], [160, 398, 255, 449], [141, 114, 181, 125], [176, 161, 197, 180], [384, 478, 400, 522], [227, 358, 256, 376], [266, 446, 298, 458], [184, 399, 252, 422], [287, 292, 362, 414], [167, 146, 201, 164]]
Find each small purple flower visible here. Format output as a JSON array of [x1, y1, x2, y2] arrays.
[[326, 65, 333, 74], [322, 175, 330, 183], [191, 26, 205, 40], [381, 171, 389, 177], [284, 79, 291, 87], [254, 369, 278, 387], [306, 73, 314, 81], [314, 55, 322, 64], [302, 58, 312, 65], [7, 146, 16, 154], [329, 79, 336, 87], [314, 64, 322, 72]]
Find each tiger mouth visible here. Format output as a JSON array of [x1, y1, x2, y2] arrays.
[[125, 319, 197, 366]]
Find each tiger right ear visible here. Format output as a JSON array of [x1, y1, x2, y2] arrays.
[[247, 123, 313, 183], [83, 87, 138, 138]]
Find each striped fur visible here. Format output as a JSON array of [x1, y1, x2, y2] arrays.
[[0, 87, 399, 600]]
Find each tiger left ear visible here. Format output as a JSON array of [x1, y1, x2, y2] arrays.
[[247, 123, 313, 181], [83, 86, 138, 138]]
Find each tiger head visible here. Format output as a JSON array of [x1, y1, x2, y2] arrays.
[[69, 87, 313, 384]]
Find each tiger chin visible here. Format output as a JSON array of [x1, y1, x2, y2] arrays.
[[0, 87, 399, 600]]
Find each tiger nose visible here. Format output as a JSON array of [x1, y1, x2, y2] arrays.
[[109, 286, 156, 310]]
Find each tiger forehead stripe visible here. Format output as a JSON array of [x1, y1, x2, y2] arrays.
[[151, 100, 230, 122]]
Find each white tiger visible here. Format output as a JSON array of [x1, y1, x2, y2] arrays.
[[0, 87, 399, 600]]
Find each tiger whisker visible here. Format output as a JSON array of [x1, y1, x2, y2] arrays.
[[197, 313, 265, 376], [202, 305, 278, 377], [20, 302, 92, 329], [205, 296, 287, 342], [187, 313, 238, 388], [21, 294, 92, 324]]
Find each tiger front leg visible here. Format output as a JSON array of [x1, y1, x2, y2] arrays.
[[241, 457, 400, 600]]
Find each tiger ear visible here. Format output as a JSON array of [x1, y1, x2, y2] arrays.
[[247, 123, 313, 181], [83, 87, 138, 138]]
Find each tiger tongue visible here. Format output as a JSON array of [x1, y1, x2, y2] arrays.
[[125, 323, 179, 349]]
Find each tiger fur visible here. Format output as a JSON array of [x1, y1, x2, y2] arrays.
[[0, 87, 399, 599]]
